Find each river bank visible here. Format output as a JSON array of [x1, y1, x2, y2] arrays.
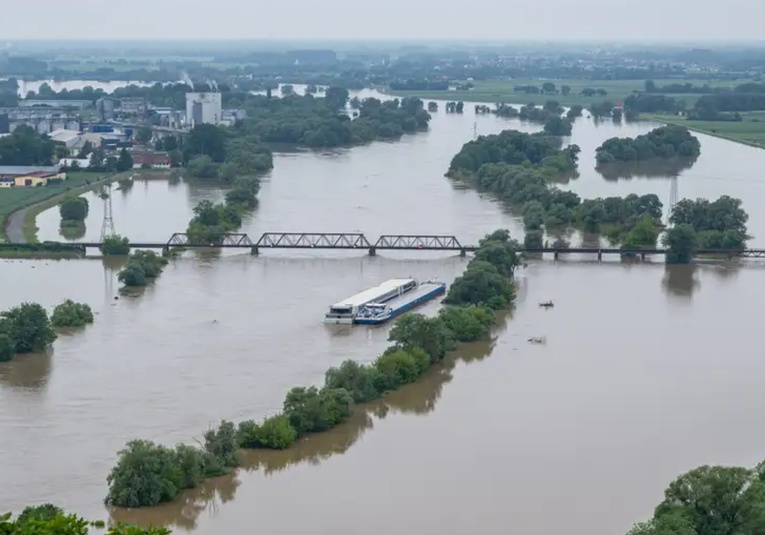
[[646, 113, 765, 150], [0, 171, 131, 244]]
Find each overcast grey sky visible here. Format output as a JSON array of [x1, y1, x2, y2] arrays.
[[2, 0, 764, 41]]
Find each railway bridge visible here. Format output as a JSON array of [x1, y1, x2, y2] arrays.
[[2, 232, 765, 260]]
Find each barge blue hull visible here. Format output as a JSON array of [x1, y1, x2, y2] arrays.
[[354, 284, 446, 325]]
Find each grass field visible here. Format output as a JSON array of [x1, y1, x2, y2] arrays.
[[0, 171, 121, 242], [388, 78, 748, 107], [648, 112, 765, 149]]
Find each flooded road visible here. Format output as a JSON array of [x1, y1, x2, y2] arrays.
[[5, 91, 765, 535]]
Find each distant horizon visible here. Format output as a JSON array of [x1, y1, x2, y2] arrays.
[[1, 0, 763, 43]]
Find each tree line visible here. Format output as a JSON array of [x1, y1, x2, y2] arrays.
[[104, 230, 522, 508]]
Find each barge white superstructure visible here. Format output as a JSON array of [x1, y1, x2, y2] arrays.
[[324, 278, 417, 324]]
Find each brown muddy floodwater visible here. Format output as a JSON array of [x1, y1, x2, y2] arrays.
[[5, 92, 765, 535]]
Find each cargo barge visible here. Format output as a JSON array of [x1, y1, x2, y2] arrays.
[[324, 278, 418, 324], [354, 280, 446, 325]]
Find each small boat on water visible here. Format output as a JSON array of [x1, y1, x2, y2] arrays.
[[539, 301, 554, 308], [354, 280, 446, 325]]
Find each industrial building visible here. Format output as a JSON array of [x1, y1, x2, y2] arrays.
[[0, 107, 80, 134], [0, 166, 66, 188], [119, 98, 147, 116], [49, 129, 82, 149], [185, 92, 222, 127]]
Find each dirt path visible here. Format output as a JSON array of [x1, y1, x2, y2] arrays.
[[5, 206, 30, 243]]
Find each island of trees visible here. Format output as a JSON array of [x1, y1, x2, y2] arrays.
[[51, 300, 94, 329], [595, 125, 701, 164], [240, 89, 431, 147], [0, 303, 56, 362], [117, 250, 169, 288], [447, 128, 748, 255], [663, 196, 749, 263], [105, 230, 521, 508]]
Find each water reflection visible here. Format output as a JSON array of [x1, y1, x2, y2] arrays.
[[108, 319, 504, 531], [596, 157, 698, 181], [60, 223, 87, 241], [0, 350, 53, 391], [662, 264, 699, 300]]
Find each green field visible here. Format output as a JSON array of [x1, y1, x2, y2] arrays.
[[648, 112, 765, 149], [0, 172, 113, 242], [388, 78, 747, 107]]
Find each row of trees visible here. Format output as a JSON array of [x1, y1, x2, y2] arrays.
[[513, 83, 608, 97], [104, 230, 519, 508], [2, 504, 170, 534], [0, 300, 93, 362], [596, 125, 701, 164]]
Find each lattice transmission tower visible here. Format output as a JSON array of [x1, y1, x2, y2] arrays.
[[100, 183, 116, 241], [666, 176, 679, 226]]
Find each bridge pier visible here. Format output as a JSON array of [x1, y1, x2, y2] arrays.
[[251, 246, 259, 255], [368, 247, 376, 256], [459, 248, 466, 257], [553, 250, 559, 261], [597, 249, 602, 262]]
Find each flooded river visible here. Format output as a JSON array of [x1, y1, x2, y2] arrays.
[[4, 90, 765, 535]]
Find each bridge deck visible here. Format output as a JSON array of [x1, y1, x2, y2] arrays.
[[1, 232, 763, 258]]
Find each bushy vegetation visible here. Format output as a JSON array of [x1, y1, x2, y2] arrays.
[[0, 125, 55, 166], [117, 250, 169, 288], [663, 196, 749, 263], [543, 116, 573, 136], [184, 125, 273, 181], [625, 459, 765, 535], [445, 230, 520, 309], [595, 125, 701, 164], [51, 300, 94, 329], [105, 230, 514, 507], [58, 196, 89, 226], [100, 235, 131, 255], [1, 506, 170, 534], [0, 302, 56, 362], [104, 423, 234, 508], [238, 91, 431, 147]]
